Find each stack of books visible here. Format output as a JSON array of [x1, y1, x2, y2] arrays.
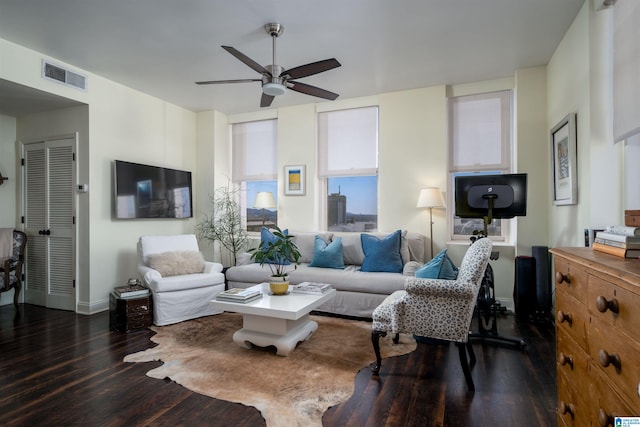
[[113, 283, 150, 298], [216, 287, 262, 303], [291, 282, 332, 295], [593, 226, 640, 258]]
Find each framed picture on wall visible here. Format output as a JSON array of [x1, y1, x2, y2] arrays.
[[284, 165, 305, 196], [551, 113, 577, 205]]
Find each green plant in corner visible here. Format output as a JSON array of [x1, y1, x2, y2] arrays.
[[249, 226, 301, 283], [196, 184, 248, 266]]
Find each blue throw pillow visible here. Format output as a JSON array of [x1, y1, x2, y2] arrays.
[[309, 236, 345, 269], [360, 230, 403, 273], [415, 249, 459, 279], [258, 227, 290, 265]]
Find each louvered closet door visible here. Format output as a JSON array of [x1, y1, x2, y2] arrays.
[[23, 138, 76, 311]]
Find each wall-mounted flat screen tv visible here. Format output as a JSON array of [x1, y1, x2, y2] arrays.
[[113, 160, 193, 219]]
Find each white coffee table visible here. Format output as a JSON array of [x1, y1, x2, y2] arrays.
[[210, 283, 336, 356]]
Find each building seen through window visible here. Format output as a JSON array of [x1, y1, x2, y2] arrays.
[[327, 175, 377, 232]]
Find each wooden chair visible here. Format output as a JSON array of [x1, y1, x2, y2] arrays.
[[371, 238, 493, 391], [0, 230, 27, 307]]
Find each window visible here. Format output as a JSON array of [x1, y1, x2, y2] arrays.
[[318, 106, 378, 232], [232, 119, 278, 231], [448, 90, 512, 240]]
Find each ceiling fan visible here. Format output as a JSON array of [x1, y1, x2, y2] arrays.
[[196, 23, 341, 108]]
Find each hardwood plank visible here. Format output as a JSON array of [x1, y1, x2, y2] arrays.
[[0, 304, 555, 426]]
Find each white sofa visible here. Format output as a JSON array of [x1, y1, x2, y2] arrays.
[[225, 231, 428, 318], [137, 234, 225, 326]]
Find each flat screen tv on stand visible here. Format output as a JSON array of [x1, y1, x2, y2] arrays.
[[454, 173, 528, 350]]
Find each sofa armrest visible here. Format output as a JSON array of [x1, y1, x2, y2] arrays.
[[404, 277, 477, 299]]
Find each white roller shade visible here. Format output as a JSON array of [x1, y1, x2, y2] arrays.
[[318, 106, 378, 178], [232, 119, 277, 182], [613, 0, 640, 143]]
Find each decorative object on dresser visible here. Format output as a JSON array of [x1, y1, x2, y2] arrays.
[[109, 292, 153, 333], [113, 278, 149, 298], [550, 247, 640, 426], [625, 210, 640, 227]]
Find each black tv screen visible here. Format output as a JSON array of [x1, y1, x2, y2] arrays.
[[113, 160, 193, 219], [454, 173, 527, 219]]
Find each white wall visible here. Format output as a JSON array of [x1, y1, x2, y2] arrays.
[[0, 113, 17, 306]]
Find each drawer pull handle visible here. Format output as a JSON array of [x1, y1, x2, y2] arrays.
[[596, 296, 619, 314], [598, 349, 621, 371], [555, 272, 571, 284], [556, 310, 573, 326], [557, 352, 574, 369], [598, 408, 613, 427], [558, 401, 575, 419]]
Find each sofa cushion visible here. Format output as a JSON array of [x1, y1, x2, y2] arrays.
[[309, 236, 345, 269], [291, 231, 333, 263], [339, 233, 366, 265], [259, 227, 290, 265], [415, 249, 459, 279], [360, 230, 403, 273], [148, 250, 205, 277]]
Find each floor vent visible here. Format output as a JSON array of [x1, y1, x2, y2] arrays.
[[42, 60, 87, 91]]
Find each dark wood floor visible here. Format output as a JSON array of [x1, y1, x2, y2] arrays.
[[0, 304, 556, 427]]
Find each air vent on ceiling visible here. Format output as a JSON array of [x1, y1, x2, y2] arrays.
[[42, 60, 87, 91]]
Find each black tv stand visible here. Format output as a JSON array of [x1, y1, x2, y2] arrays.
[[467, 203, 526, 350], [469, 260, 526, 349]]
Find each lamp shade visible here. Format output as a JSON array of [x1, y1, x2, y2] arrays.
[[253, 191, 276, 209], [416, 187, 446, 209]]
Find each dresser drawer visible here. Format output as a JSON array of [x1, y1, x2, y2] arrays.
[[588, 361, 637, 426], [555, 257, 589, 305], [557, 327, 589, 382], [589, 275, 640, 342], [556, 289, 589, 351], [557, 368, 590, 427], [589, 318, 640, 407]]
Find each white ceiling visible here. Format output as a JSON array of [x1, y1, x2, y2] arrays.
[[0, 0, 584, 116]]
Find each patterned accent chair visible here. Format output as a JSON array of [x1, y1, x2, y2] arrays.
[[371, 238, 493, 391], [0, 230, 28, 307]]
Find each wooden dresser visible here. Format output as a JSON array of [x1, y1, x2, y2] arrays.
[[550, 247, 640, 426], [109, 292, 153, 333]]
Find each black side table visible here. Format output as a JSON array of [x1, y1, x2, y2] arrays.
[[109, 292, 153, 333]]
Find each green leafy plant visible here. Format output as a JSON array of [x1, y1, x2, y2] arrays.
[[249, 226, 301, 280], [196, 184, 248, 266]]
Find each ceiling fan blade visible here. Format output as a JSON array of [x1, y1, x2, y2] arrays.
[[195, 79, 262, 85], [222, 46, 271, 76], [261, 93, 275, 108], [288, 81, 339, 101], [281, 58, 341, 80]]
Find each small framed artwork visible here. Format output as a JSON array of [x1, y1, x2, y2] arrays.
[[551, 113, 577, 205], [284, 165, 305, 196]]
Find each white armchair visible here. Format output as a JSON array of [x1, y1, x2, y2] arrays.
[[137, 234, 225, 326]]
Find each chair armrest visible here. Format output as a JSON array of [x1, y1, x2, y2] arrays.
[[137, 265, 161, 286], [404, 277, 478, 300], [203, 261, 223, 274]]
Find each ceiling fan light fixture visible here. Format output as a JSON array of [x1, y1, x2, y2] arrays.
[[262, 82, 286, 96]]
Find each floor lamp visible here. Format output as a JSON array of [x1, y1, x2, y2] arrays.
[[253, 191, 276, 225], [417, 187, 446, 258]]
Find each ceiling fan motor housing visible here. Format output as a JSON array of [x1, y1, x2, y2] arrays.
[[262, 64, 286, 96]]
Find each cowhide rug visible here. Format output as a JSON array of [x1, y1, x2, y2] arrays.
[[124, 312, 416, 427]]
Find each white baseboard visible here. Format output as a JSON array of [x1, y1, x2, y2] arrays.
[[76, 297, 109, 315], [495, 297, 514, 313]]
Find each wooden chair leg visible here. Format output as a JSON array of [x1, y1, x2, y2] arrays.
[[371, 330, 387, 375], [466, 341, 476, 368], [13, 281, 21, 307], [457, 342, 475, 391]]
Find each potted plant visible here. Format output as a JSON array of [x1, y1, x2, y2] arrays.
[[196, 184, 248, 267], [249, 226, 301, 295]]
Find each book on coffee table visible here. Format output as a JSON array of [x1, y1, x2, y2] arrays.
[[216, 287, 262, 302], [216, 293, 263, 303], [291, 282, 332, 295]]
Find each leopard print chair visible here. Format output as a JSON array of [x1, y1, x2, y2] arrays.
[[0, 230, 27, 307], [371, 237, 493, 391]]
